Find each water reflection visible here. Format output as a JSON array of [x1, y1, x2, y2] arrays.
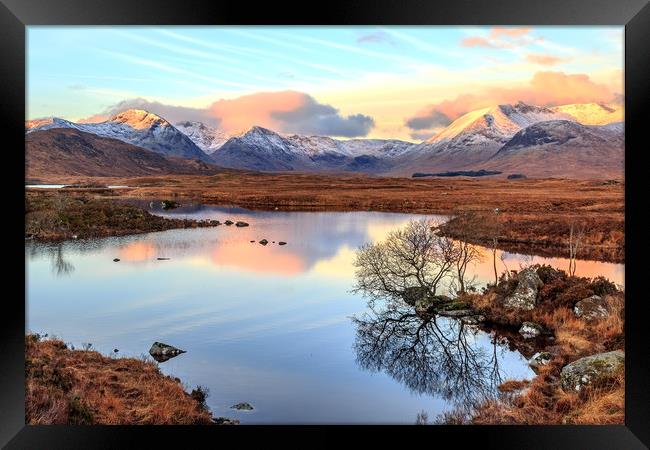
[[353, 301, 505, 412]]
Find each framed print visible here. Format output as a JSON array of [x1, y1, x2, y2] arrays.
[[2, 0, 649, 447]]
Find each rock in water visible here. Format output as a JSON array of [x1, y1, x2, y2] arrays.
[[224, 220, 234, 226], [212, 417, 240, 425], [560, 350, 624, 392], [278, 241, 287, 245], [149, 341, 186, 363], [231, 402, 254, 411], [235, 221, 249, 227], [113, 258, 120, 262], [259, 239, 268, 246], [503, 268, 543, 310], [528, 351, 551, 370], [161, 200, 181, 210], [519, 321, 544, 339], [574, 295, 609, 320]]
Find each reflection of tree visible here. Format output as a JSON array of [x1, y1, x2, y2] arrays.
[[51, 245, 75, 277], [351, 219, 507, 412], [352, 300, 504, 412]]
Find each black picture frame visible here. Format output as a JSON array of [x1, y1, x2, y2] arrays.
[[2, 0, 649, 447]]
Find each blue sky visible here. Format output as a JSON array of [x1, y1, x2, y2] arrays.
[[27, 26, 623, 140]]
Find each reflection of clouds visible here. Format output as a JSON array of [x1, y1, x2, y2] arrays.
[[210, 242, 306, 275], [26, 207, 624, 286]]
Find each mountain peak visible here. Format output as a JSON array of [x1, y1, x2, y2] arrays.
[[109, 109, 168, 129]]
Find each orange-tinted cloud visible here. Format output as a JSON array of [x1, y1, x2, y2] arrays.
[[491, 27, 531, 38], [82, 91, 375, 138], [460, 36, 496, 48], [525, 53, 568, 66], [404, 71, 620, 135], [461, 27, 533, 48]]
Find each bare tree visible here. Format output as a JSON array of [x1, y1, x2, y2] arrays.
[[448, 210, 483, 294], [489, 208, 502, 286], [352, 219, 460, 303], [568, 222, 585, 277]]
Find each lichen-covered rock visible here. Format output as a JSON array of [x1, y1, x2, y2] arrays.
[[231, 402, 254, 411], [519, 321, 544, 339], [528, 351, 552, 370], [560, 350, 624, 392], [503, 268, 543, 310], [574, 295, 609, 321]]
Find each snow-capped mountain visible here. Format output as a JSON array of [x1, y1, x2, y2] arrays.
[[481, 120, 624, 178], [551, 103, 623, 126], [25, 102, 624, 179], [389, 101, 586, 174], [174, 121, 231, 154], [211, 126, 415, 172], [26, 110, 211, 162]]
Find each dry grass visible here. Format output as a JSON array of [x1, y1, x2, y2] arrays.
[[446, 266, 625, 425], [25, 335, 214, 425], [25, 190, 219, 241], [28, 174, 624, 262]]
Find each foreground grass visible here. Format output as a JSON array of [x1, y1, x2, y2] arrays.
[[25, 190, 217, 240], [25, 335, 215, 425], [439, 266, 624, 424]]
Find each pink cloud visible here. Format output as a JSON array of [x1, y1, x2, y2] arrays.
[[405, 71, 620, 133]]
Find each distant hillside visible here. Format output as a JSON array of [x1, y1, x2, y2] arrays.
[[26, 128, 223, 178], [481, 120, 624, 178]]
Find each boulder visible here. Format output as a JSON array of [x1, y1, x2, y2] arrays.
[[528, 351, 552, 370], [503, 268, 543, 310], [574, 295, 609, 321], [161, 200, 180, 210], [438, 309, 476, 318], [278, 241, 287, 246], [235, 221, 249, 227], [113, 258, 120, 262], [209, 220, 221, 226], [149, 341, 186, 363], [519, 321, 544, 339], [259, 239, 268, 246], [212, 417, 240, 425], [224, 220, 234, 226], [560, 350, 624, 392], [231, 402, 254, 411]]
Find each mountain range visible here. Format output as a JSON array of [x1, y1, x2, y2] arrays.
[[25, 101, 624, 179]]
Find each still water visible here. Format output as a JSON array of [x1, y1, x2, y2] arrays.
[[25, 205, 623, 424]]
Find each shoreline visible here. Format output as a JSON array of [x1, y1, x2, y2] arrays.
[[25, 174, 625, 264]]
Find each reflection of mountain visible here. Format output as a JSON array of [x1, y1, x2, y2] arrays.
[[24, 208, 424, 277], [352, 300, 507, 411]]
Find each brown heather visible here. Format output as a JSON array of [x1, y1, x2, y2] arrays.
[[25, 335, 214, 425]]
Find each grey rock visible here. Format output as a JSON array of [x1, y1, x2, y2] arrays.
[[231, 402, 254, 411], [529, 351, 552, 370], [149, 341, 186, 363], [503, 268, 543, 310], [212, 417, 240, 425], [574, 295, 609, 321], [438, 309, 476, 318], [560, 350, 625, 392], [519, 321, 544, 339]]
